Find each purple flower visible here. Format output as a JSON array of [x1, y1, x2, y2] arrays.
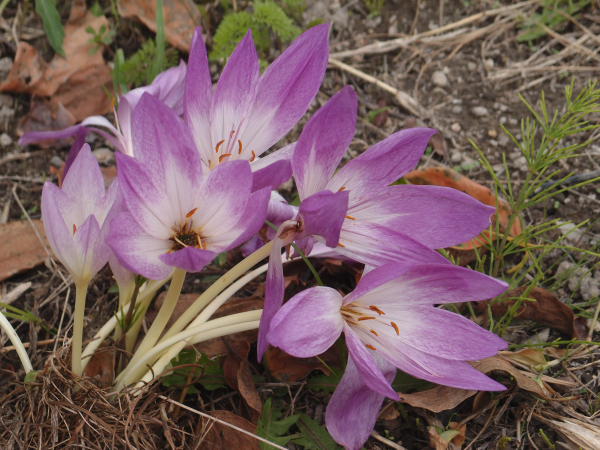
[[268, 262, 508, 450], [41, 144, 118, 286], [107, 93, 270, 280], [19, 61, 187, 174], [184, 25, 329, 191]]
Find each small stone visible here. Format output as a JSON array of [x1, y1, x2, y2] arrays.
[[0, 105, 14, 119], [489, 139, 498, 147], [0, 94, 13, 108], [499, 104, 508, 112], [467, 62, 477, 71], [0, 57, 12, 75], [488, 129, 497, 138], [484, 58, 495, 68], [450, 151, 463, 163], [509, 118, 518, 126], [49, 155, 64, 168], [472, 106, 489, 117], [509, 151, 521, 159], [451, 122, 461, 133], [92, 148, 115, 165], [431, 70, 448, 87], [499, 116, 507, 125], [388, 23, 398, 34], [498, 134, 510, 147], [0, 133, 12, 147], [515, 156, 527, 171], [451, 105, 462, 114]]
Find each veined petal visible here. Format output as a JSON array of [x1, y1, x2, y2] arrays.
[[250, 142, 296, 172], [251, 159, 292, 192], [211, 30, 259, 158], [228, 186, 271, 249], [354, 263, 508, 308], [326, 353, 396, 450], [266, 190, 296, 227], [149, 59, 187, 114], [61, 144, 106, 225], [241, 24, 330, 158], [90, 180, 120, 277], [159, 246, 217, 272], [185, 27, 214, 166], [299, 190, 349, 247], [327, 128, 436, 206], [18, 124, 82, 146], [73, 214, 101, 284], [107, 212, 173, 280], [268, 286, 344, 358], [109, 254, 135, 291], [335, 222, 450, 267], [292, 86, 357, 199], [291, 235, 314, 258], [349, 184, 495, 248], [344, 323, 400, 400]]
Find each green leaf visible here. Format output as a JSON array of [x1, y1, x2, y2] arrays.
[[292, 414, 342, 450], [367, 106, 389, 123], [306, 372, 340, 393], [392, 370, 434, 393], [36, 0, 65, 56], [24, 370, 39, 383], [90, 0, 103, 17], [439, 429, 462, 442], [212, 252, 228, 269], [257, 398, 301, 450], [162, 350, 225, 392]]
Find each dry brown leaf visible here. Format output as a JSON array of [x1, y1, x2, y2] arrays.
[[534, 413, 600, 450], [473, 287, 582, 339], [0, 42, 47, 93], [83, 343, 114, 388], [0, 220, 49, 282], [500, 348, 547, 370], [201, 410, 260, 450], [264, 345, 342, 382], [117, 0, 202, 52], [17, 97, 77, 148], [428, 422, 466, 450]]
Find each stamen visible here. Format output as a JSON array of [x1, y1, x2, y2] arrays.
[[215, 140, 225, 153], [338, 243, 345, 248], [230, 130, 235, 139], [345, 215, 355, 220], [202, 242, 207, 250], [338, 186, 346, 191], [365, 344, 376, 350], [370, 329, 378, 336], [173, 236, 187, 248], [72, 224, 77, 234], [357, 317, 375, 321], [249, 150, 256, 162], [219, 153, 232, 162], [186, 208, 198, 219], [391, 322, 399, 335], [238, 140, 243, 154], [369, 305, 385, 315], [196, 235, 202, 247]]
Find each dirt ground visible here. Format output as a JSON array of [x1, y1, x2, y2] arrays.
[[1, 0, 600, 449]]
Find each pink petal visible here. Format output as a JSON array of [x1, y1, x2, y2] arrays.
[[299, 190, 349, 247], [292, 86, 357, 199], [228, 186, 271, 249], [251, 159, 292, 192], [268, 286, 344, 358], [159, 246, 218, 272], [73, 214, 102, 283], [18, 124, 82, 146], [326, 353, 396, 450], [250, 142, 296, 172], [327, 128, 436, 206], [350, 184, 495, 248], [185, 27, 214, 165], [241, 24, 330, 158]]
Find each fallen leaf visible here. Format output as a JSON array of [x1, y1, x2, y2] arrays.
[[201, 410, 260, 450], [17, 97, 76, 149], [0, 220, 49, 282], [399, 356, 548, 412], [428, 422, 466, 450], [500, 348, 547, 370], [83, 343, 114, 388], [473, 287, 580, 338], [264, 345, 342, 382], [117, 0, 202, 52], [533, 413, 600, 450], [223, 338, 262, 423], [0, 42, 47, 93]]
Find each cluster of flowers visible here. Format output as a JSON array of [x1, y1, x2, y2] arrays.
[[21, 24, 509, 450]]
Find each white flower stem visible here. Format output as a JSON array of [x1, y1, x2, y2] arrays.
[[115, 311, 262, 393], [161, 241, 273, 343], [113, 281, 135, 343], [0, 310, 33, 373], [115, 268, 186, 385], [80, 276, 171, 374], [72, 282, 89, 376]]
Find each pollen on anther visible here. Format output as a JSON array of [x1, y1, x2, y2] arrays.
[[370, 329, 378, 336], [338, 186, 346, 191], [186, 208, 197, 219], [369, 305, 385, 315], [238, 140, 243, 154], [230, 130, 235, 139], [391, 322, 399, 335], [249, 150, 256, 162], [338, 243, 345, 248], [357, 316, 375, 321], [202, 242, 207, 250], [215, 140, 225, 153], [72, 224, 77, 234], [365, 344, 376, 350], [219, 153, 232, 163], [345, 215, 355, 220]]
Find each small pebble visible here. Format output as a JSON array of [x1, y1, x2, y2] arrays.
[[49, 155, 64, 168], [0, 133, 12, 147], [450, 151, 463, 163], [484, 58, 495, 68], [498, 134, 510, 147], [472, 106, 489, 117], [451, 105, 462, 114], [467, 62, 477, 71], [92, 148, 115, 165], [0, 57, 12, 74], [451, 122, 461, 133], [499, 116, 507, 125], [431, 70, 448, 87], [488, 129, 497, 138], [0, 105, 14, 119], [489, 139, 498, 147]]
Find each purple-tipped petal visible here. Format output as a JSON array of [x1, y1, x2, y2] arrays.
[[185, 27, 214, 165], [292, 86, 357, 199], [211, 30, 260, 158], [149, 59, 187, 114], [109, 253, 135, 291], [266, 191, 296, 227], [241, 235, 264, 257], [90, 180, 120, 277], [350, 184, 495, 248], [241, 24, 330, 158], [268, 286, 344, 358], [327, 128, 436, 206], [228, 186, 271, 249], [107, 212, 173, 280], [250, 142, 296, 172], [251, 159, 292, 192], [61, 144, 105, 214], [326, 353, 396, 450], [291, 235, 315, 258], [18, 124, 82, 146], [344, 323, 400, 400], [63, 128, 89, 178], [159, 246, 217, 272], [335, 222, 450, 267], [73, 214, 102, 282], [299, 190, 349, 247]]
